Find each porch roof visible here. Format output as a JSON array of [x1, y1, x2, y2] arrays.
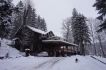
[[42, 40, 78, 46]]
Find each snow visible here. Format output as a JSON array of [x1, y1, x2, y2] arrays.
[[42, 40, 78, 46], [0, 38, 106, 70], [0, 55, 106, 70], [37, 52, 48, 57], [27, 25, 46, 34], [0, 39, 22, 58], [93, 56, 106, 63]]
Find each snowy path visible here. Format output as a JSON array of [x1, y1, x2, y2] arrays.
[[35, 57, 65, 70], [0, 55, 106, 70]]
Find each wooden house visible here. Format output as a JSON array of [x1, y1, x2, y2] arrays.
[[14, 25, 78, 57]]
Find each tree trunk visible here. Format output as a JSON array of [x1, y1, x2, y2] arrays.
[[90, 21, 97, 55], [0, 38, 4, 47], [0, 38, 1, 47], [98, 35, 105, 57], [80, 42, 85, 55]]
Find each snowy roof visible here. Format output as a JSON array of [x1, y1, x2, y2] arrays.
[[42, 40, 78, 46], [27, 25, 46, 34]]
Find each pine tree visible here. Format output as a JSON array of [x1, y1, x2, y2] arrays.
[[37, 16, 41, 29], [0, 0, 14, 39], [71, 8, 91, 55], [10, 0, 24, 38], [40, 18, 47, 32], [37, 16, 47, 32], [93, 0, 106, 32], [32, 9, 38, 28], [0, 0, 17, 47], [26, 4, 37, 28], [71, 8, 79, 45]]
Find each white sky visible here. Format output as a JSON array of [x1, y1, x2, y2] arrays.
[[13, 0, 98, 37]]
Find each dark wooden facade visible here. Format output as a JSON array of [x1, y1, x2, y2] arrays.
[[42, 40, 78, 56], [14, 25, 78, 57]]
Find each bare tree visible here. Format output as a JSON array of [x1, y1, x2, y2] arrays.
[[62, 17, 73, 43], [97, 35, 105, 57], [87, 18, 106, 57], [87, 18, 97, 55]]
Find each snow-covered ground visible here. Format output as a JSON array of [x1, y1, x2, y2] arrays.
[[93, 56, 106, 63], [0, 39, 22, 58], [0, 55, 106, 70], [0, 39, 106, 70]]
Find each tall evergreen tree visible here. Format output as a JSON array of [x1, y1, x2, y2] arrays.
[[37, 16, 47, 32], [71, 8, 91, 55], [40, 18, 47, 32], [0, 0, 14, 39], [26, 4, 37, 28], [10, 0, 24, 38], [93, 0, 106, 32], [71, 8, 79, 45]]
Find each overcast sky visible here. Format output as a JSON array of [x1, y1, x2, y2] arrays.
[[13, 0, 98, 37]]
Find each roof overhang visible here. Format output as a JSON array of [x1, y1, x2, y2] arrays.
[[42, 40, 78, 46], [27, 25, 46, 34]]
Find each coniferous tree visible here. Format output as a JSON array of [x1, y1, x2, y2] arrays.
[[40, 18, 47, 32], [10, 0, 24, 38], [93, 0, 106, 32], [0, 0, 14, 39], [71, 8, 79, 45], [9, 0, 25, 50], [37, 16, 41, 29], [0, 0, 17, 47], [71, 8, 91, 55], [26, 4, 37, 28], [37, 16, 47, 32]]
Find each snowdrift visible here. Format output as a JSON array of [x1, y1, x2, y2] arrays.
[[0, 39, 22, 58]]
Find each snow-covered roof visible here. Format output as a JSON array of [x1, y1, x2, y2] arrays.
[[27, 25, 46, 34], [42, 40, 78, 46]]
